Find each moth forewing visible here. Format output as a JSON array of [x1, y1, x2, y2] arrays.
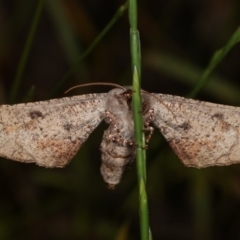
[[150, 93, 240, 168], [0, 94, 107, 167]]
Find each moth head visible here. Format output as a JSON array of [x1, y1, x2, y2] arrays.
[[106, 88, 133, 114]]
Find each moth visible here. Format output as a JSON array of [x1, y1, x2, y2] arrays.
[[0, 87, 240, 187]]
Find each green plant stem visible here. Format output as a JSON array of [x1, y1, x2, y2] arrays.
[[189, 26, 240, 98], [132, 70, 150, 240], [10, 0, 45, 103], [128, 0, 150, 239], [50, 2, 128, 96]]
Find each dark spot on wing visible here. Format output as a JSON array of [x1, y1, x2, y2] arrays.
[[178, 122, 191, 131], [212, 113, 224, 119], [63, 123, 73, 131], [29, 110, 44, 119]]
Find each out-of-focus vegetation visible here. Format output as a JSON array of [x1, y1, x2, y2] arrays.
[[1, 0, 240, 239]]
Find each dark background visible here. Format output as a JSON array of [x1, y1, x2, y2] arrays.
[[1, 0, 240, 239]]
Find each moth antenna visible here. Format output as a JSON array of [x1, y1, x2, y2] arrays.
[[141, 90, 178, 124], [65, 82, 126, 94]]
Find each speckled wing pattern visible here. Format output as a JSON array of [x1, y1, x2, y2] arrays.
[[149, 93, 240, 168], [1, 88, 240, 187], [0, 93, 107, 168]]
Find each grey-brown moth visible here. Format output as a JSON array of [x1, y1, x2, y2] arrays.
[[0, 87, 239, 187]]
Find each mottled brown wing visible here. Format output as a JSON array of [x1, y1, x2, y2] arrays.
[[0, 93, 107, 167], [150, 93, 240, 167]]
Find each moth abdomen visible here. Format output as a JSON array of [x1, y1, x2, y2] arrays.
[[100, 134, 135, 188], [100, 155, 133, 189]]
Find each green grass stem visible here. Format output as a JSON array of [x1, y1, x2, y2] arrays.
[[50, 2, 128, 96], [128, 0, 151, 239], [10, 0, 45, 103], [189, 26, 240, 98]]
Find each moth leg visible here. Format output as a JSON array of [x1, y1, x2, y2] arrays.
[[143, 108, 155, 143], [144, 126, 154, 143], [105, 110, 119, 132], [143, 108, 154, 126], [105, 110, 135, 146]]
